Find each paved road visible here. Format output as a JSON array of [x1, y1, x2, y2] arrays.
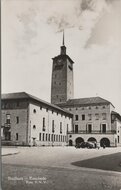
[[2, 147, 121, 190], [2, 146, 121, 169]]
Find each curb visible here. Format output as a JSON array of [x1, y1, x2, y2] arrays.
[[2, 152, 19, 157]]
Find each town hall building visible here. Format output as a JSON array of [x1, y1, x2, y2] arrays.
[[51, 32, 121, 147], [1, 32, 121, 147]]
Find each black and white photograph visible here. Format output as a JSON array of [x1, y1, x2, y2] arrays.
[[1, 0, 121, 189]]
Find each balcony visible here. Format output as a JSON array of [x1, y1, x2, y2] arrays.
[[4, 123, 11, 129], [68, 130, 116, 134]]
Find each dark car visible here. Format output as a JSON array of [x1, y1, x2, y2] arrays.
[[86, 141, 95, 149], [75, 141, 95, 149], [75, 142, 87, 148]]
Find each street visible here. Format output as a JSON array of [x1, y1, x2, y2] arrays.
[[2, 146, 121, 190]]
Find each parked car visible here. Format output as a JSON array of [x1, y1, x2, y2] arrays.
[[75, 142, 86, 148], [86, 141, 95, 149], [75, 141, 95, 149]]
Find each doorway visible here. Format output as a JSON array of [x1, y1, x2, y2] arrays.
[[4, 131, 11, 141]]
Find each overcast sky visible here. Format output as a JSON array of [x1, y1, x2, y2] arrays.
[[2, 0, 121, 113]]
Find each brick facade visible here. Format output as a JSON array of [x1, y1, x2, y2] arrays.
[[51, 43, 74, 104]]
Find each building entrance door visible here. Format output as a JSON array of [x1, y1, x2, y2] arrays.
[[88, 124, 92, 133], [5, 131, 11, 140]]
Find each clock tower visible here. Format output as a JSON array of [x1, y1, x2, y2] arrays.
[[51, 31, 74, 104]]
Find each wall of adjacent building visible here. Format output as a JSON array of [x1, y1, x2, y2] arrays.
[[1, 108, 28, 145], [111, 118, 121, 145], [28, 102, 72, 146], [63, 104, 114, 132]]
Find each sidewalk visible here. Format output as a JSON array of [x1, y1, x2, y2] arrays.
[[1, 148, 19, 156]]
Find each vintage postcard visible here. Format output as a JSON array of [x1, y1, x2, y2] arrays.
[[1, 0, 121, 190]]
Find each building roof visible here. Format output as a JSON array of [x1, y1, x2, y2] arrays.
[[2, 92, 29, 100], [2, 92, 73, 117], [111, 111, 121, 121], [56, 97, 114, 108]]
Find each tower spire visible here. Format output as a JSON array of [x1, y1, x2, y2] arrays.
[[60, 30, 66, 55], [62, 30, 65, 46]]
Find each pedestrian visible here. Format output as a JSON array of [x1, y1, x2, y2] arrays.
[[94, 142, 97, 148], [103, 143, 105, 149]]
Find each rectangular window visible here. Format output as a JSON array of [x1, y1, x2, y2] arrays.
[[59, 135, 60, 142], [102, 113, 106, 120], [16, 116, 19, 124], [46, 134, 48, 141], [67, 124, 68, 132], [56, 135, 58, 142], [6, 114, 10, 124], [43, 118, 45, 131], [52, 120, 55, 133], [88, 124, 92, 133], [75, 115, 78, 121], [43, 133, 44, 141], [118, 136, 119, 143], [102, 124, 106, 133], [51, 134, 53, 142], [60, 122, 62, 133], [16, 133, 18, 140], [48, 134, 50, 141], [39, 133, 41, 141], [82, 114, 85, 120], [61, 135, 62, 142], [75, 125, 78, 133], [88, 114, 92, 120], [95, 114, 99, 120]]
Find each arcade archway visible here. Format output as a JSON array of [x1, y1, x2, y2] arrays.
[[88, 137, 97, 142], [75, 137, 84, 145], [100, 138, 110, 147]]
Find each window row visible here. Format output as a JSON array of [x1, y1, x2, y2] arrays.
[[39, 133, 67, 142], [15, 133, 67, 142], [33, 120, 68, 134], [74, 124, 107, 133], [69, 105, 106, 111], [75, 113, 107, 121], [33, 109, 68, 118]]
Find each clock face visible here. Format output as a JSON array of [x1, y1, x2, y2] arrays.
[[58, 59, 62, 63], [54, 60, 63, 70]]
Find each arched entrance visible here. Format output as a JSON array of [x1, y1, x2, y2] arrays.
[[100, 138, 110, 147], [88, 137, 97, 143], [75, 137, 84, 145], [69, 140, 73, 146]]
